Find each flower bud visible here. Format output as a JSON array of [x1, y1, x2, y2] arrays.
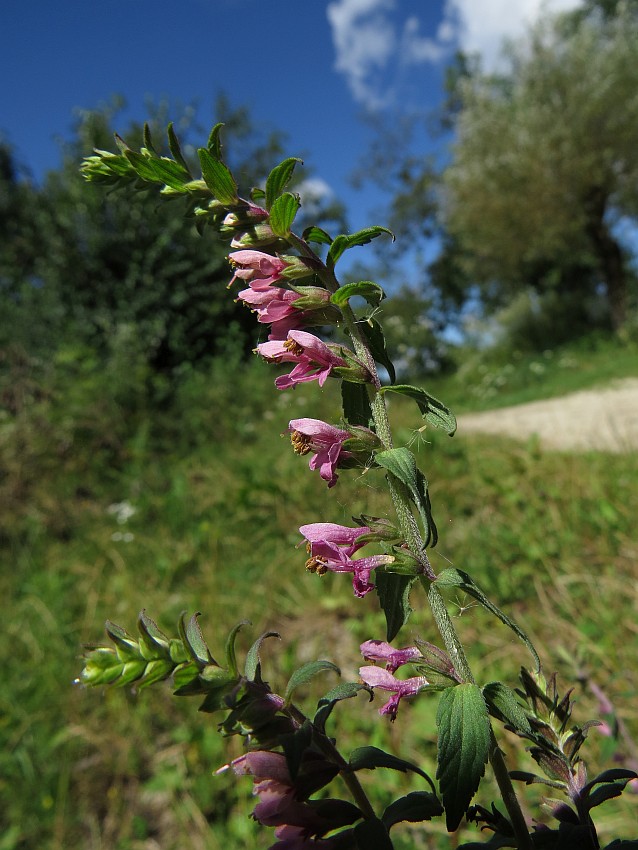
[[220, 203, 269, 231], [286, 285, 332, 310], [230, 224, 282, 249], [279, 254, 323, 279]]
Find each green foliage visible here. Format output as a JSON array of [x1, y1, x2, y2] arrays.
[[379, 384, 456, 435], [0, 98, 347, 388], [1, 346, 637, 847], [375, 573, 416, 642], [376, 447, 438, 547], [326, 226, 394, 269], [443, 6, 638, 331], [436, 684, 491, 831], [434, 569, 540, 671]]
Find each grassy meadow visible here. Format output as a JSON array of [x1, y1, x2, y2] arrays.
[[2, 336, 637, 849]]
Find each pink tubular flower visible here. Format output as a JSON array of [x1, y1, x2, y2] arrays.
[[359, 639, 422, 673], [358, 665, 429, 721], [228, 250, 288, 290], [238, 287, 306, 339], [289, 419, 352, 488], [257, 330, 347, 390], [223, 750, 352, 847], [299, 522, 394, 598]]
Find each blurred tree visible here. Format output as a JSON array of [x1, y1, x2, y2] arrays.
[[0, 96, 346, 381], [35, 97, 284, 375], [441, 4, 638, 333]]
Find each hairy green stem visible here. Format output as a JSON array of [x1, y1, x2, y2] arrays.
[[425, 582, 532, 848], [286, 230, 532, 847], [339, 296, 533, 848], [489, 736, 534, 850]]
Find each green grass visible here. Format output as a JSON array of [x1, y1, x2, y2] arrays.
[[2, 342, 637, 849], [423, 333, 638, 413]]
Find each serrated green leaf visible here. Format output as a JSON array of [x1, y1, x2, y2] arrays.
[[269, 192, 300, 237], [331, 281, 386, 309], [198, 148, 238, 204], [179, 612, 216, 667], [167, 122, 192, 174], [142, 122, 157, 156], [341, 380, 373, 427], [376, 572, 415, 641], [265, 156, 302, 209], [358, 318, 396, 384], [482, 682, 532, 735], [379, 385, 456, 436], [303, 225, 333, 245], [206, 122, 224, 159], [314, 682, 371, 733], [349, 746, 435, 789], [382, 792, 443, 828], [284, 659, 340, 703], [436, 684, 490, 831], [244, 631, 280, 681], [435, 569, 541, 671], [123, 150, 190, 190], [376, 447, 437, 547], [353, 818, 393, 850], [327, 226, 394, 268]]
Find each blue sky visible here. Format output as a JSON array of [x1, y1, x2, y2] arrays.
[[2, 0, 582, 230]]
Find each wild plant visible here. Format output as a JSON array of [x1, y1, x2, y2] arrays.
[[78, 123, 637, 849]]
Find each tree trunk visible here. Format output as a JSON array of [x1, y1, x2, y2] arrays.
[[585, 187, 627, 331]]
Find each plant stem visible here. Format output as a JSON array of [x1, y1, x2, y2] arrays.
[[288, 233, 532, 848], [489, 737, 534, 850], [338, 298, 533, 849]]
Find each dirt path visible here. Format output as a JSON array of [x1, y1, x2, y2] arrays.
[[456, 378, 638, 452]]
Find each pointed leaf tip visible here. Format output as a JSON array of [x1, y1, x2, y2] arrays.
[[265, 156, 303, 210], [269, 192, 300, 237], [284, 659, 340, 703], [198, 147, 238, 204]]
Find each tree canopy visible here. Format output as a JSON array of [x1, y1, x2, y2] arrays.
[[0, 98, 347, 386], [442, 3, 638, 333]]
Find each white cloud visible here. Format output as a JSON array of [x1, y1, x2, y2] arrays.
[[296, 177, 336, 219], [327, 0, 398, 108], [401, 15, 446, 64], [327, 0, 584, 108], [440, 0, 583, 72]]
